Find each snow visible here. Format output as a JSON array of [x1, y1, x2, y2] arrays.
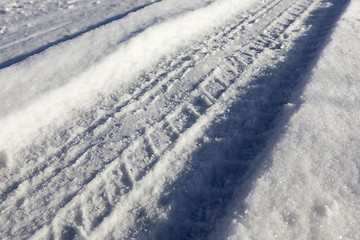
[[218, 0, 360, 239], [0, 0, 359, 239], [0, 0, 256, 161]]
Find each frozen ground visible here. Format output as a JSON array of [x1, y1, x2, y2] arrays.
[[0, 0, 359, 239]]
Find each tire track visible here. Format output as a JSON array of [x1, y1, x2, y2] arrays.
[[1, 0, 285, 206], [0, 0, 325, 239], [89, 0, 328, 239], [1, 0, 282, 237], [0, 0, 279, 207], [33, 0, 322, 239]]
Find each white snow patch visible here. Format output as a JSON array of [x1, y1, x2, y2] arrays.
[[217, 1, 360, 239]]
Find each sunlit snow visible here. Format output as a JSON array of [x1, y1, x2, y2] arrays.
[[0, 0, 358, 239]]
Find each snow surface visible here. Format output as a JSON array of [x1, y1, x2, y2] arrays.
[[216, 0, 360, 239], [0, 0, 254, 158], [0, 0, 359, 239]]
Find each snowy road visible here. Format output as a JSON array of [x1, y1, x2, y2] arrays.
[[0, 0, 358, 239]]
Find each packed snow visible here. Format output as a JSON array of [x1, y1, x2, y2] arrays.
[[0, 0, 359, 239], [0, 0, 254, 156]]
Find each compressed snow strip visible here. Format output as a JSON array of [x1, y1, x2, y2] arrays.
[[0, 0, 256, 161]]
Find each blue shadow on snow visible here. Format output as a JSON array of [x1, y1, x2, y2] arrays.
[[143, 0, 350, 239]]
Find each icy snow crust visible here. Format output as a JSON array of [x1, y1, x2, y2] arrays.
[[0, 0, 358, 239]]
